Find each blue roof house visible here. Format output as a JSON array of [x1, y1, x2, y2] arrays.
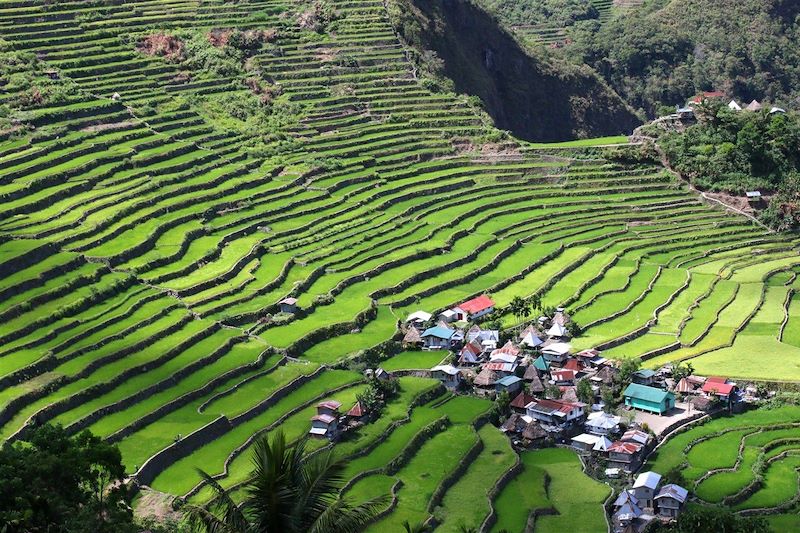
[[495, 375, 523, 396], [624, 384, 675, 415], [421, 326, 455, 350]]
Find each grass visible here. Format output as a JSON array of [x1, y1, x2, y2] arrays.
[[0, 0, 797, 523], [492, 448, 609, 533], [436, 425, 517, 532]]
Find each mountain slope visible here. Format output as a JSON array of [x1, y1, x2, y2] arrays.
[[389, 0, 641, 141]]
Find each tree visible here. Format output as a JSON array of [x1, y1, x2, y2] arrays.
[[662, 466, 686, 487], [672, 505, 770, 533], [601, 386, 616, 412], [508, 295, 531, 327], [0, 424, 133, 533], [527, 293, 542, 315], [545, 384, 562, 400], [670, 361, 694, 382], [185, 430, 387, 533], [576, 379, 594, 404], [403, 521, 432, 533], [617, 358, 642, 385]]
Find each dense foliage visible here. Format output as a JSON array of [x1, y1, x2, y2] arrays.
[[481, 0, 800, 117], [0, 424, 133, 532], [659, 102, 800, 230], [647, 505, 770, 533], [573, 0, 800, 115], [481, 0, 597, 27], [185, 430, 387, 533]]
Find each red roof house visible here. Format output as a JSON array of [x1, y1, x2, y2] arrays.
[[457, 294, 495, 319], [702, 377, 735, 397], [347, 401, 365, 418], [510, 391, 536, 413]]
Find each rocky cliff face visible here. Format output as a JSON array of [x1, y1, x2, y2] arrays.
[[390, 0, 641, 141]]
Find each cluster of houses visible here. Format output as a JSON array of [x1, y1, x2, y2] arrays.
[[675, 90, 787, 121], [612, 471, 689, 532], [308, 368, 391, 440]]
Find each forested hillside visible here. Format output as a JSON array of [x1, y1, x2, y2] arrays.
[[482, 0, 800, 116]]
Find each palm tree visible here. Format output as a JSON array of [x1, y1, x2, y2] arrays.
[[403, 521, 432, 533], [185, 430, 388, 533], [508, 295, 530, 329]]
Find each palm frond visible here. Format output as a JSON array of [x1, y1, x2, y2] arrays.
[[308, 493, 391, 533]]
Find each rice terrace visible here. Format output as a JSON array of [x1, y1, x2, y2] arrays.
[[1, 0, 800, 531]]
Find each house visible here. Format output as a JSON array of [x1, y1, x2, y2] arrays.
[[552, 308, 571, 326], [576, 348, 604, 367], [500, 413, 526, 435], [521, 420, 548, 445], [474, 367, 499, 390], [632, 471, 662, 509], [746, 99, 763, 111], [482, 361, 518, 376], [591, 365, 616, 386], [430, 365, 462, 389], [613, 491, 643, 530], [316, 400, 341, 417], [571, 433, 601, 453], [585, 411, 621, 436], [746, 191, 763, 205], [676, 107, 694, 120], [406, 310, 432, 327], [496, 375, 523, 396], [345, 401, 368, 424], [279, 297, 299, 314], [458, 340, 483, 365], [691, 395, 715, 412], [551, 369, 576, 385], [675, 375, 705, 394], [621, 429, 651, 447], [402, 326, 423, 348], [439, 309, 458, 323], [421, 326, 455, 350], [593, 435, 613, 452], [526, 399, 584, 426], [702, 376, 737, 406], [374, 368, 390, 381], [546, 322, 568, 339], [688, 90, 725, 105], [490, 351, 519, 364], [623, 383, 675, 415], [522, 366, 545, 393], [631, 369, 656, 386], [608, 441, 644, 472], [519, 325, 544, 348], [490, 340, 521, 360], [770, 106, 787, 114], [562, 358, 582, 373], [310, 400, 341, 440], [728, 99, 742, 111], [655, 484, 688, 518], [510, 391, 536, 414], [542, 342, 571, 364], [466, 326, 499, 351], [457, 294, 495, 320], [531, 355, 550, 373]]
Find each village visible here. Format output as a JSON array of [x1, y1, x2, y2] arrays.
[[305, 293, 756, 532]]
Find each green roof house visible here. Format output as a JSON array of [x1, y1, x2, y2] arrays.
[[623, 384, 675, 415], [532, 355, 549, 372]]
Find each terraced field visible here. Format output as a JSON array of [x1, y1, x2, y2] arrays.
[[1, 0, 799, 528], [646, 406, 800, 526]]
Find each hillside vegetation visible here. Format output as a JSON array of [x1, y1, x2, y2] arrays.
[[388, 0, 640, 141], [656, 102, 800, 231], [481, 0, 800, 116], [0, 0, 798, 529]]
